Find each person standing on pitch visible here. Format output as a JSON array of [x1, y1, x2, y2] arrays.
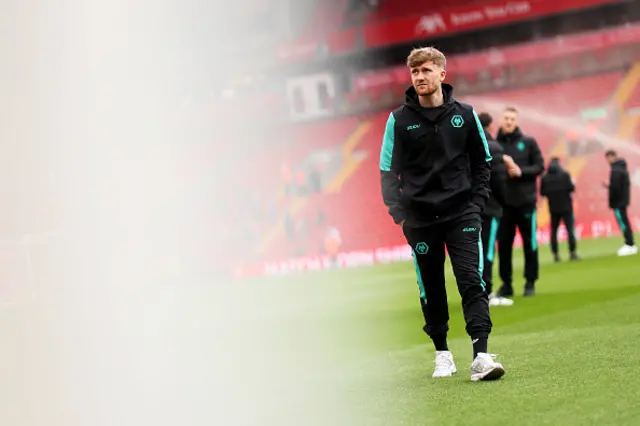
[[495, 107, 544, 298], [380, 47, 505, 382], [603, 150, 637, 256], [540, 157, 579, 262], [477, 112, 516, 307]]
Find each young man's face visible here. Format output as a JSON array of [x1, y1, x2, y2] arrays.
[[501, 110, 518, 133], [410, 61, 445, 97], [606, 154, 616, 164]]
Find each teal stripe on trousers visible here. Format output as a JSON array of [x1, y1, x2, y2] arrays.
[[531, 210, 538, 251], [412, 249, 427, 303], [477, 232, 486, 291], [615, 208, 627, 232], [487, 217, 499, 262]]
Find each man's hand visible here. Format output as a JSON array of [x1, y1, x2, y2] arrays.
[[508, 164, 522, 178], [503, 154, 521, 177]]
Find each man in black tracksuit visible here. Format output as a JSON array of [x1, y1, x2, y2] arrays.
[[477, 112, 507, 296], [540, 157, 579, 262], [495, 107, 544, 298], [604, 150, 637, 253], [380, 47, 504, 381]]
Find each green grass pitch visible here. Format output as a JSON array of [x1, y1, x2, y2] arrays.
[[245, 236, 640, 425]]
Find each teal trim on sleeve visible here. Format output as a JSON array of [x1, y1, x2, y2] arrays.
[[380, 113, 396, 172], [472, 109, 492, 162]]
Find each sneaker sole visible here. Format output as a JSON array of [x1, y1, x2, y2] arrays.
[[470, 365, 505, 382], [432, 366, 457, 378]]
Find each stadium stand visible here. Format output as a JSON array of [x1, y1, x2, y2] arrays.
[[223, 0, 640, 276], [255, 71, 634, 261], [303, 0, 351, 35]]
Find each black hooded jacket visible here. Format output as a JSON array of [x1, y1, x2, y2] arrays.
[[379, 84, 492, 227], [497, 127, 544, 208], [540, 159, 575, 214], [484, 129, 507, 218], [609, 158, 631, 209]]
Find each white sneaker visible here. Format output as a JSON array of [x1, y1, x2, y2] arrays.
[[489, 297, 514, 307], [433, 351, 457, 378], [499, 297, 514, 306], [470, 353, 505, 382], [617, 245, 638, 256]]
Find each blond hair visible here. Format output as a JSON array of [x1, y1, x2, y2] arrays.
[[406, 47, 446, 69]]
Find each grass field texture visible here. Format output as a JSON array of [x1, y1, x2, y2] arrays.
[[246, 236, 640, 425]]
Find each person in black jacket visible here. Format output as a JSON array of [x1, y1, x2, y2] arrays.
[[495, 107, 544, 298], [604, 150, 637, 256], [380, 47, 505, 382], [477, 112, 514, 307], [540, 157, 579, 262]]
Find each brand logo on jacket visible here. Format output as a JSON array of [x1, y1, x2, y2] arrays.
[[415, 242, 429, 255], [517, 141, 526, 151], [406, 124, 421, 130], [451, 115, 464, 128]]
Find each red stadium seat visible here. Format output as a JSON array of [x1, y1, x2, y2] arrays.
[[259, 71, 634, 261]]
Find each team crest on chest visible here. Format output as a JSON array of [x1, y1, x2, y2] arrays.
[[517, 141, 526, 151], [450, 115, 464, 128]]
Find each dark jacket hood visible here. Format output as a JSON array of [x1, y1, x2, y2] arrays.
[[547, 159, 561, 174], [404, 83, 457, 122], [612, 158, 628, 170], [497, 127, 524, 141]]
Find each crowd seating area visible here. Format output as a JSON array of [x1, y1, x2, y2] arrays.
[[248, 67, 640, 263], [218, 116, 363, 265], [627, 83, 640, 109]]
